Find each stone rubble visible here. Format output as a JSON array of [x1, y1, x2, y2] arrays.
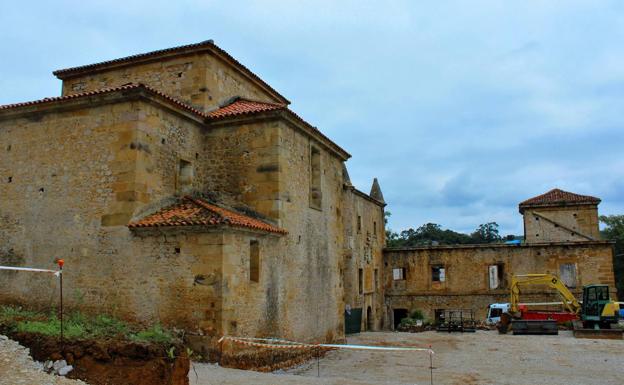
[[0, 335, 86, 385]]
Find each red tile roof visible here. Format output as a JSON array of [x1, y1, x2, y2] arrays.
[[207, 98, 351, 160], [208, 98, 286, 119], [128, 196, 286, 234], [519, 188, 601, 208], [0, 83, 207, 119], [52, 40, 289, 104]]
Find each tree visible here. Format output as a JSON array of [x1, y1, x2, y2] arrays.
[[599, 215, 624, 296], [470, 222, 502, 243], [385, 223, 473, 247]]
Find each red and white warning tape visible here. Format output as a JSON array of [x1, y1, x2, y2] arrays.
[[0, 266, 61, 277], [218, 336, 434, 354]]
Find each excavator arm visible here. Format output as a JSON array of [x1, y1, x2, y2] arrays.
[[510, 274, 581, 315]]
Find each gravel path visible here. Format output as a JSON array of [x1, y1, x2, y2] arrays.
[[0, 335, 87, 385], [190, 331, 624, 385]]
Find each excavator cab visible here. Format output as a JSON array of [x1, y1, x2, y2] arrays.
[[581, 285, 619, 327]]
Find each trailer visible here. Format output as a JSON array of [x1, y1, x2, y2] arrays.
[[436, 309, 476, 333]]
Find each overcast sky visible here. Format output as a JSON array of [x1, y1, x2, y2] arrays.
[[1, 1, 623, 235]]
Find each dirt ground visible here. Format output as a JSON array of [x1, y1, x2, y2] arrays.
[[190, 331, 624, 385]]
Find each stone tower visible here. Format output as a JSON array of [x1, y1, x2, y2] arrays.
[[519, 188, 601, 243]]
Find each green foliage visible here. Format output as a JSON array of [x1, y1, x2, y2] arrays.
[[470, 222, 502, 243], [399, 317, 420, 327], [0, 305, 173, 344], [166, 346, 176, 359], [600, 214, 624, 296], [89, 314, 129, 337], [384, 210, 391, 225], [130, 324, 174, 345], [398, 308, 426, 329], [16, 313, 87, 339], [386, 221, 511, 247], [0, 306, 42, 324], [409, 309, 425, 320]]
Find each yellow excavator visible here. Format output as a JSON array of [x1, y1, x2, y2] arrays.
[[499, 274, 620, 336]]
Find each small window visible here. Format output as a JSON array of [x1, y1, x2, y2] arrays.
[[357, 216, 362, 233], [358, 268, 364, 294], [560, 263, 576, 288], [309, 146, 322, 209], [249, 240, 260, 282], [489, 264, 505, 289], [374, 268, 379, 289], [177, 159, 193, 194], [373, 221, 377, 235], [431, 266, 445, 282], [392, 268, 405, 281]]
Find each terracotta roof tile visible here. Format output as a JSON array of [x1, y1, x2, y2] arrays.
[[52, 40, 289, 104], [519, 188, 601, 208], [207, 98, 351, 159], [208, 98, 285, 119], [0, 83, 207, 119], [128, 196, 287, 234]]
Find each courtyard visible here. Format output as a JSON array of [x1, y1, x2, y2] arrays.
[[190, 331, 624, 385]]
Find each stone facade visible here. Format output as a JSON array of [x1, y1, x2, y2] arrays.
[[383, 189, 616, 327], [384, 242, 615, 325], [0, 41, 386, 349]]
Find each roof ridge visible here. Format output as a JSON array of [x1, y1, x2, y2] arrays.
[[183, 196, 229, 223], [519, 188, 601, 207], [233, 97, 287, 107], [127, 195, 287, 234], [52, 40, 290, 104], [0, 83, 207, 119]]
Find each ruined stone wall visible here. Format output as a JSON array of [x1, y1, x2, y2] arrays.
[[383, 242, 616, 324], [60, 52, 278, 112], [341, 189, 385, 331], [523, 205, 600, 243]]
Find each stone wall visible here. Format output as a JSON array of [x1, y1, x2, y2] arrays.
[[341, 188, 385, 331], [0, 98, 230, 328], [383, 242, 616, 325], [201, 119, 281, 222], [1, 44, 389, 352], [60, 52, 279, 112], [522, 205, 600, 243]]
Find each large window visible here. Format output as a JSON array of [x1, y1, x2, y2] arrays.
[[309, 146, 322, 209], [431, 265, 445, 282], [489, 263, 505, 289], [392, 267, 405, 281]]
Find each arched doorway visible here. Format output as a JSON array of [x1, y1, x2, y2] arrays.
[[366, 306, 373, 331]]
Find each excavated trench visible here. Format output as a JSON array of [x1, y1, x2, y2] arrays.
[[8, 332, 189, 385]]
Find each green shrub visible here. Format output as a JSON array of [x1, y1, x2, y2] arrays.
[[89, 314, 129, 338], [0, 306, 42, 324], [131, 324, 174, 344], [410, 309, 425, 320], [1, 305, 175, 345]]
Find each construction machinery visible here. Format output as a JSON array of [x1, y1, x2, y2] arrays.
[[498, 274, 621, 336]]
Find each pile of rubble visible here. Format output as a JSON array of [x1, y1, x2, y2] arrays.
[[0, 334, 86, 385]]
